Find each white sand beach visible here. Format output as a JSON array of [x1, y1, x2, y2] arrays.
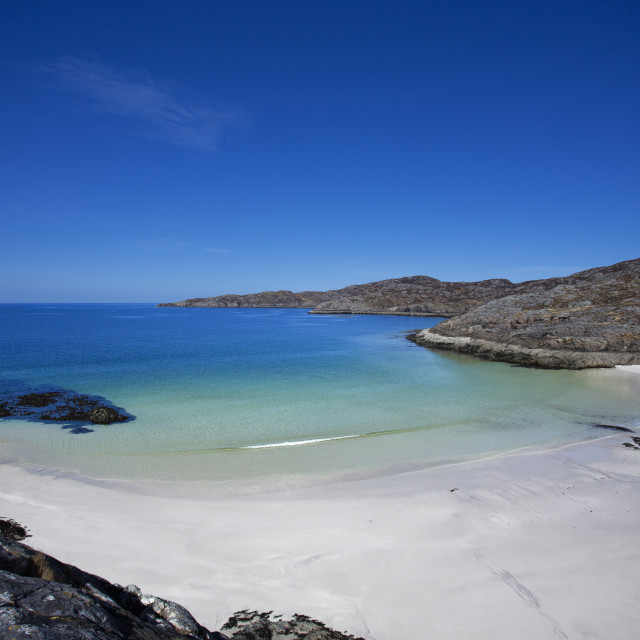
[[617, 364, 640, 375], [1, 429, 639, 640]]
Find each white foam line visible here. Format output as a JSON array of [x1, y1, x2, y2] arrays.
[[242, 434, 361, 449]]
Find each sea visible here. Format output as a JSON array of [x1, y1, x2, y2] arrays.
[[1, 303, 639, 483]]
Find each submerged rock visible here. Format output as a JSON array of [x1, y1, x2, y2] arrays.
[[0, 384, 131, 427], [87, 406, 127, 425]]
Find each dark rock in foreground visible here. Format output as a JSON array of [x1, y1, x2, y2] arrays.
[[0, 384, 132, 426], [0, 533, 364, 640]]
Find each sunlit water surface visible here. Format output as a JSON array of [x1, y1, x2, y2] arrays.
[[1, 304, 638, 482]]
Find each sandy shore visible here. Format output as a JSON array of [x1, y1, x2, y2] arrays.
[[617, 364, 640, 375], [1, 431, 640, 639]]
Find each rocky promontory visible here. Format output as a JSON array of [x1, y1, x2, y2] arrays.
[[159, 258, 640, 369], [0, 528, 364, 640], [410, 258, 640, 369]]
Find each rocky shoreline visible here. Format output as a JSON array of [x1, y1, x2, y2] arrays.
[[160, 258, 640, 370], [408, 330, 640, 369], [416, 258, 640, 369]]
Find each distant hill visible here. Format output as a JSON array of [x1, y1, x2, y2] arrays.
[[158, 258, 640, 368], [159, 275, 523, 317], [159, 289, 326, 309]]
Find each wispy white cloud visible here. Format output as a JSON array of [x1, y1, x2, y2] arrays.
[[42, 56, 243, 150], [203, 247, 232, 254]]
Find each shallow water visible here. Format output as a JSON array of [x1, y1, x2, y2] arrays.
[[0, 304, 638, 481]]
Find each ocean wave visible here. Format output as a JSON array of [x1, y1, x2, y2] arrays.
[[241, 434, 361, 449]]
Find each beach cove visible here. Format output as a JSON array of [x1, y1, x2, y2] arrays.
[[1, 428, 640, 639], [1, 304, 639, 482], [1, 305, 640, 638]]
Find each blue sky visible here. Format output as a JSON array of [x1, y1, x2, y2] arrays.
[[1, 1, 639, 302]]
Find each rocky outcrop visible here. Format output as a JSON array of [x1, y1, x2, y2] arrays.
[[0, 531, 364, 640], [0, 384, 132, 426], [411, 258, 640, 369]]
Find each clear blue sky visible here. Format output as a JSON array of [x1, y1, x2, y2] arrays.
[[1, 0, 639, 302]]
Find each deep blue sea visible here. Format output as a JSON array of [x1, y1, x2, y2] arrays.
[[1, 304, 639, 482]]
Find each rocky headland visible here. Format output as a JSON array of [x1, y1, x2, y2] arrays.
[[0, 526, 363, 640], [159, 258, 640, 369], [410, 258, 640, 369]]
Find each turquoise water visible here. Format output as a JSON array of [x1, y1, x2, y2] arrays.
[[1, 304, 639, 482]]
